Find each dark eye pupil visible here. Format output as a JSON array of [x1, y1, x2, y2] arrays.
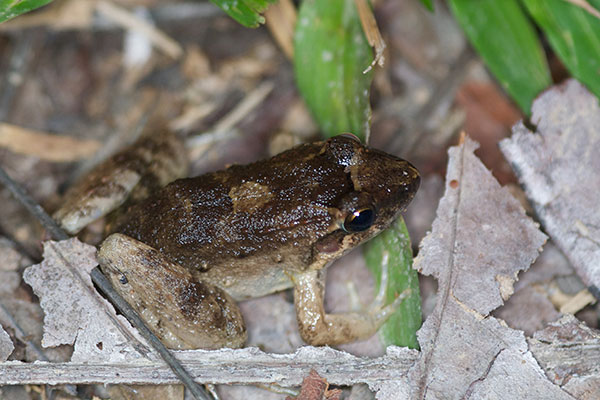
[[119, 275, 128, 284], [343, 208, 375, 232]]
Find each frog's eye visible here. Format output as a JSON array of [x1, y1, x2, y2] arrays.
[[119, 275, 129, 285], [342, 208, 376, 232]]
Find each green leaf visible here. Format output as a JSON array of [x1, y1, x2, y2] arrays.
[[449, 0, 552, 114], [0, 0, 52, 24], [210, 0, 278, 28], [364, 218, 421, 349], [294, 0, 373, 140], [521, 0, 600, 100], [419, 0, 434, 12]]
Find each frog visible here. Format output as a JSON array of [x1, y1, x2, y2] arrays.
[[54, 130, 420, 350]]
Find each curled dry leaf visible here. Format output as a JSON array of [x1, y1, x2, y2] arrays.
[[500, 79, 600, 294], [529, 314, 600, 399], [22, 238, 148, 362], [408, 137, 573, 399], [286, 369, 342, 400], [0, 325, 13, 361]]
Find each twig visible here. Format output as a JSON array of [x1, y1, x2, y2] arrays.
[[355, 0, 386, 73], [0, 165, 212, 400], [0, 346, 419, 386]]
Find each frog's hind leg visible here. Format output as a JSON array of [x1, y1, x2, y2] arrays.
[[98, 233, 247, 350], [53, 128, 187, 234]]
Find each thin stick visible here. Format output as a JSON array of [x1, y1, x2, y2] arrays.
[[0, 165, 212, 400], [355, 0, 386, 73]]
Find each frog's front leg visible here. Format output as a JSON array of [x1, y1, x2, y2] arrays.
[[98, 234, 246, 350], [293, 269, 400, 346]]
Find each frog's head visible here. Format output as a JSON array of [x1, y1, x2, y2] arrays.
[[312, 134, 420, 263]]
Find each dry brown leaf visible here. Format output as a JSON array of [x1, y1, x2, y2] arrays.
[[286, 369, 341, 400], [529, 314, 600, 399], [22, 239, 148, 362], [500, 79, 600, 294], [408, 137, 573, 399], [416, 136, 547, 315]]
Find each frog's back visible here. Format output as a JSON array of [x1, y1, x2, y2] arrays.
[[110, 140, 350, 295]]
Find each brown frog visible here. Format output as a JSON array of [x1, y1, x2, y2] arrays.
[[55, 132, 420, 349]]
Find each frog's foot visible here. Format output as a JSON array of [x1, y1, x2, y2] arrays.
[[361, 260, 411, 322], [99, 234, 247, 350], [345, 257, 391, 313], [293, 269, 409, 346]]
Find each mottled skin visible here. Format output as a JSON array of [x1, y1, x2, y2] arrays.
[[92, 135, 420, 348]]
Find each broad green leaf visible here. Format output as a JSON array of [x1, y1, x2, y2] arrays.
[[294, 0, 372, 140], [449, 0, 552, 114], [419, 0, 434, 12], [210, 0, 278, 28], [364, 218, 421, 349], [0, 0, 52, 23], [521, 0, 600, 99]]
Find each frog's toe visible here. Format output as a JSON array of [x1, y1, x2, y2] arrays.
[[369, 287, 411, 325]]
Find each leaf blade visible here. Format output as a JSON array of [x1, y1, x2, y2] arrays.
[[364, 218, 421, 349], [0, 0, 53, 23], [521, 0, 600, 99], [294, 0, 373, 140]]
